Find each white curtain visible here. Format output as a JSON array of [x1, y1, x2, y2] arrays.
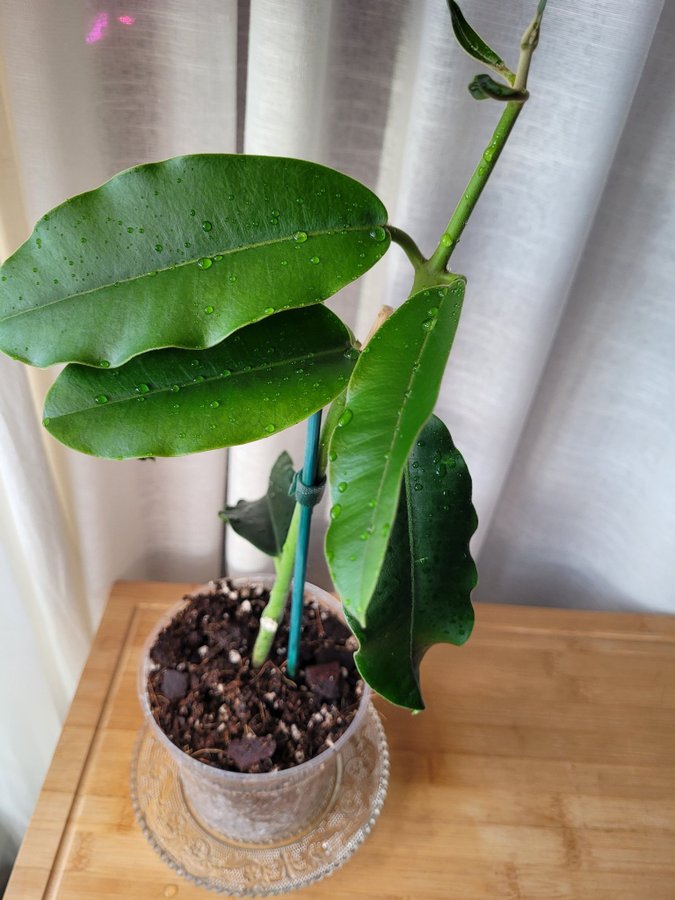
[[1, 0, 673, 878]]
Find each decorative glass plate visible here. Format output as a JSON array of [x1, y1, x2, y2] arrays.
[[130, 705, 389, 896]]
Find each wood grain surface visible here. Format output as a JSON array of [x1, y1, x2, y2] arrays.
[[6, 581, 675, 899]]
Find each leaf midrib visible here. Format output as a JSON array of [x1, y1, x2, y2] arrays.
[[356, 292, 447, 601], [1, 224, 374, 324], [48, 340, 352, 419], [403, 465, 418, 687]]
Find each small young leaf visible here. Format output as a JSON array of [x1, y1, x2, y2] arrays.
[[0, 155, 389, 368], [447, 0, 515, 84], [220, 451, 295, 557], [325, 279, 466, 627], [346, 415, 477, 710], [43, 306, 356, 458], [468, 73, 528, 103]]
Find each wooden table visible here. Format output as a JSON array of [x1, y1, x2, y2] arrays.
[[7, 582, 675, 899]]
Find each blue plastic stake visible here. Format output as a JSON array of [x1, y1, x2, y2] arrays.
[[287, 410, 323, 678]]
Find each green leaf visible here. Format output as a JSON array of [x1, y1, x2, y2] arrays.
[[220, 451, 295, 557], [468, 73, 528, 102], [325, 279, 466, 627], [43, 306, 358, 458], [447, 0, 515, 84], [0, 155, 390, 368], [345, 415, 477, 711]]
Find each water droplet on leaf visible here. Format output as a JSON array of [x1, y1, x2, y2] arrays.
[[294, 231, 308, 243], [202, 221, 212, 232], [95, 395, 108, 405], [330, 504, 342, 520], [338, 408, 353, 427], [369, 226, 387, 242], [198, 257, 212, 269], [337, 481, 348, 493]]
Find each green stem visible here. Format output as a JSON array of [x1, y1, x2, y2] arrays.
[[251, 504, 301, 667], [387, 226, 426, 270], [427, 1, 545, 275], [427, 100, 522, 273]]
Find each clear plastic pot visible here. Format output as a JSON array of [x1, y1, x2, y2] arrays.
[[138, 576, 373, 844]]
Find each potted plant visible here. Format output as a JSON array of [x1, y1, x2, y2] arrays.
[[0, 1, 547, 893]]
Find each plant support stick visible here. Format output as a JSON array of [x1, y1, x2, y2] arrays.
[[287, 410, 323, 678]]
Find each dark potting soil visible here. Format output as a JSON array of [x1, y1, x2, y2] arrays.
[[147, 578, 363, 774]]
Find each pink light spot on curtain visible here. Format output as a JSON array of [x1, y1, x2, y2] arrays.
[[118, 15, 136, 26], [86, 11, 109, 44]]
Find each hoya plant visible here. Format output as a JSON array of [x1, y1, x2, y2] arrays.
[[0, 2, 546, 711]]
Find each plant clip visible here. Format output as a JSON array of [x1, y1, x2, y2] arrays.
[[289, 470, 326, 508]]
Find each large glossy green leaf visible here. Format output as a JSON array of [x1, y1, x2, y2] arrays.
[[43, 306, 357, 458], [325, 279, 466, 626], [0, 155, 389, 368], [220, 451, 295, 557], [447, 0, 515, 84], [345, 415, 477, 710]]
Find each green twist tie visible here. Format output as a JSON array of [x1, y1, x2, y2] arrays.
[[289, 470, 326, 508]]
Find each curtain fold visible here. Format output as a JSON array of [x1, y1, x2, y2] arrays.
[[478, 0, 675, 611], [0, 0, 240, 876], [1, 0, 673, 877]]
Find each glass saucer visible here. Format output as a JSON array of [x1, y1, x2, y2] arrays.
[[130, 704, 389, 896]]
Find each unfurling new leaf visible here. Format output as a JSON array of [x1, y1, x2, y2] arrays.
[[447, 0, 515, 84], [468, 73, 528, 103]]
